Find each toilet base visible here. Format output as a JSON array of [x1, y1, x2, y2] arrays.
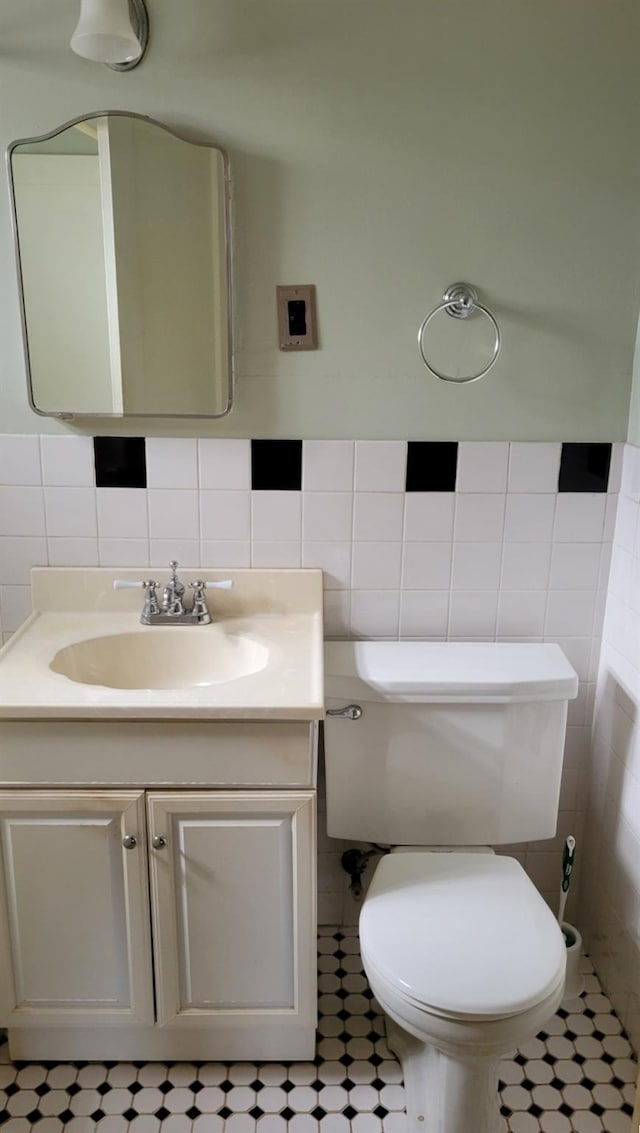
[[385, 1019, 505, 1133], [386, 1016, 505, 1133]]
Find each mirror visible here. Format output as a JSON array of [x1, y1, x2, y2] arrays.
[[8, 112, 233, 419]]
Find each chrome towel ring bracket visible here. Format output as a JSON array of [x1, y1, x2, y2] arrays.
[[417, 282, 501, 384]]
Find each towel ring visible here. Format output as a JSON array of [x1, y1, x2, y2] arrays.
[[417, 283, 501, 384]]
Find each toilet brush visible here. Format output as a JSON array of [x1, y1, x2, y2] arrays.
[[557, 835, 576, 940]]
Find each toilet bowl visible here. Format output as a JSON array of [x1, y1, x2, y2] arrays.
[[323, 640, 578, 1133], [358, 851, 566, 1133]]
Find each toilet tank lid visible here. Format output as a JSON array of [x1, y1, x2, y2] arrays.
[[324, 641, 579, 703]]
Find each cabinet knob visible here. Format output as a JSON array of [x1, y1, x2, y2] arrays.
[[152, 835, 167, 850], [122, 834, 137, 849]]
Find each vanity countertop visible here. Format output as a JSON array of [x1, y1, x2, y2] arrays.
[[0, 568, 324, 721]]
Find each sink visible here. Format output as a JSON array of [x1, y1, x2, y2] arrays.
[[50, 629, 270, 690], [0, 568, 323, 719]]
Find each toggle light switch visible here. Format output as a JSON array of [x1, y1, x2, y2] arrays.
[[277, 285, 317, 350]]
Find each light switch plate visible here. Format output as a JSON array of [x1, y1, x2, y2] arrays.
[[277, 285, 317, 350]]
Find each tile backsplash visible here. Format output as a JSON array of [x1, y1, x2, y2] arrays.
[[0, 435, 621, 935]]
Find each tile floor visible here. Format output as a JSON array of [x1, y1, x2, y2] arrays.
[[0, 929, 636, 1132]]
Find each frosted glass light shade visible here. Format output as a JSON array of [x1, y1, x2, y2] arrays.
[[71, 0, 142, 65]]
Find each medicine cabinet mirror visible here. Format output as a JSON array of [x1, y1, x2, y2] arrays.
[[8, 112, 233, 419]]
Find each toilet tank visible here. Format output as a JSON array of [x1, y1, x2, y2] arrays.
[[324, 642, 578, 846]]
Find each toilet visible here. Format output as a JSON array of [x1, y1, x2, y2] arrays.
[[324, 640, 579, 1133]]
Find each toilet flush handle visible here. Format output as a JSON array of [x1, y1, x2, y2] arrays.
[[326, 704, 362, 720]]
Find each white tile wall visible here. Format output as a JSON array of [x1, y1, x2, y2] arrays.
[[455, 441, 509, 493], [40, 435, 94, 487], [0, 437, 619, 963], [580, 441, 640, 1053]]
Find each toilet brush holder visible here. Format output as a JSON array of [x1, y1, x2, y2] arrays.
[[561, 921, 584, 1001]]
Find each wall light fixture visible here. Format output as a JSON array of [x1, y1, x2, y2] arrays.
[[70, 0, 149, 71]]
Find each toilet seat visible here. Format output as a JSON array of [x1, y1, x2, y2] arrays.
[[359, 852, 566, 1022]]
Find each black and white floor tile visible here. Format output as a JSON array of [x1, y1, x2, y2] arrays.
[[0, 929, 635, 1132]]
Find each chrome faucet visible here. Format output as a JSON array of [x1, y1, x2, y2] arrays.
[[114, 561, 233, 626]]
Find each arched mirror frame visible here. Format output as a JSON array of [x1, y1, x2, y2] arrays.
[[7, 110, 234, 420]]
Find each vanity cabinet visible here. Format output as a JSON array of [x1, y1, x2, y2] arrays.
[[0, 785, 316, 1061]]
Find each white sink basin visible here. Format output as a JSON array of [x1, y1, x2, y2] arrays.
[[50, 629, 270, 690]]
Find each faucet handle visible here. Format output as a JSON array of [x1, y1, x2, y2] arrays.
[[141, 580, 161, 618], [188, 579, 234, 592], [113, 578, 160, 590], [113, 578, 161, 620]]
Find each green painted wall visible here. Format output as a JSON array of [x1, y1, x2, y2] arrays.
[[1, 0, 640, 439]]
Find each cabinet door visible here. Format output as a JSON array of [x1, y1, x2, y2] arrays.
[[0, 791, 154, 1028], [147, 791, 316, 1030]]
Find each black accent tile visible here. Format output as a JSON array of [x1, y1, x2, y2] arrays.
[[66, 1083, 81, 1096], [129, 1081, 143, 1094], [94, 437, 146, 489], [26, 1111, 42, 1124], [558, 442, 611, 493], [90, 1111, 105, 1122], [186, 1107, 201, 1119], [59, 1111, 74, 1124], [156, 1107, 170, 1120], [251, 440, 302, 490], [405, 441, 458, 492], [123, 1109, 138, 1121]]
